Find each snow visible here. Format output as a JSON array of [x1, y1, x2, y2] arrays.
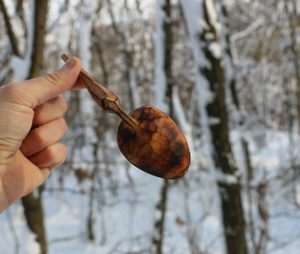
[[179, 0, 218, 183], [209, 42, 222, 59], [1, 131, 300, 253], [230, 16, 264, 43], [215, 170, 238, 185], [1, 1, 300, 254], [0, 206, 40, 254], [78, 1, 96, 71], [10, 0, 35, 81], [205, 0, 221, 36], [153, 0, 168, 111], [180, 0, 211, 69], [129, 69, 141, 108]]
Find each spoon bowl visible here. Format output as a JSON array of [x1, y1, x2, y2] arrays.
[[117, 105, 190, 179]]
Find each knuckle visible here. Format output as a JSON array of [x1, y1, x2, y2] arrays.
[[47, 146, 57, 161], [33, 128, 47, 147], [44, 71, 62, 86], [22, 129, 45, 156], [57, 96, 68, 113], [58, 118, 68, 134], [59, 144, 68, 157], [51, 144, 68, 162]]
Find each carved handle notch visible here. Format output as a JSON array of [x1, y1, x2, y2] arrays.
[[61, 54, 139, 130]]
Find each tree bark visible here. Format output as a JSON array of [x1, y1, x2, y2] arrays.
[[27, 0, 48, 79], [180, 1, 248, 253], [205, 44, 247, 254], [152, 1, 173, 253], [21, 193, 47, 254], [152, 180, 169, 254], [0, 0, 21, 56], [106, 0, 136, 110], [163, 0, 174, 111], [22, 1, 49, 254], [201, 2, 247, 253], [220, 1, 240, 111], [285, 0, 300, 133]]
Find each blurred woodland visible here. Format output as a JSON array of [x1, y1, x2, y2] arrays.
[[0, 0, 300, 254]]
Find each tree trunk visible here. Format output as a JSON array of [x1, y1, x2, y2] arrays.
[[180, 1, 248, 253], [22, 1, 49, 254], [21, 193, 47, 254], [0, 0, 21, 56], [152, 0, 173, 253], [222, 2, 271, 252], [285, 0, 300, 133], [205, 46, 247, 254], [220, 1, 240, 112], [152, 180, 169, 254], [106, 0, 136, 110], [202, 2, 247, 253], [27, 0, 48, 79]]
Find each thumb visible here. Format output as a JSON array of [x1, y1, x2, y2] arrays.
[[17, 57, 81, 108]]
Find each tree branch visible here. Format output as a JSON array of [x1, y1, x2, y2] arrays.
[[0, 0, 21, 57]]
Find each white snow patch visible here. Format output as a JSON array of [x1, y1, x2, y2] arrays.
[[153, 0, 168, 111], [209, 42, 223, 59], [216, 171, 238, 185]]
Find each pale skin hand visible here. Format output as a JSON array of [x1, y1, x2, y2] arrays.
[[0, 57, 83, 212]]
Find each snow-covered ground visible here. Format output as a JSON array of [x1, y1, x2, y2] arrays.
[[1, 130, 300, 254]]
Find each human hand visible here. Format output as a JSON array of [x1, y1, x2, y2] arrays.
[[0, 57, 82, 212]]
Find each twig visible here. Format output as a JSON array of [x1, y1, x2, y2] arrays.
[[0, 0, 21, 57], [48, 233, 82, 244]]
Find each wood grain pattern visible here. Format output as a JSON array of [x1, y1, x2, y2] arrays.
[[117, 105, 190, 179]]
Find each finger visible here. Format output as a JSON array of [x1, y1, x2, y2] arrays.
[[22, 168, 51, 198], [6, 57, 82, 108], [22, 168, 51, 196], [15, 151, 53, 197], [28, 143, 68, 169], [16, 153, 50, 197], [20, 118, 68, 157], [32, 96, 68, 127]]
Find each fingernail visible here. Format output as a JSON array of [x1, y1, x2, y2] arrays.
[[65, 57, 77, 69]]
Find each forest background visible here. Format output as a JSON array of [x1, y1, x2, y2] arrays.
[[0, 0, 300, 254]]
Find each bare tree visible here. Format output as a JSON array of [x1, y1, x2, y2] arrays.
[[21, 1, 49, 254], [180, 0, 248, 253], [151, 0, 175, 253]]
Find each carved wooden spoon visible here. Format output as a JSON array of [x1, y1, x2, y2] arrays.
[[62, 54, 190, 179]]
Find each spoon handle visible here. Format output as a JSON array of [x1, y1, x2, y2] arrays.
[[62, 54, 122, 113], [61, 54, 139, 130]]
